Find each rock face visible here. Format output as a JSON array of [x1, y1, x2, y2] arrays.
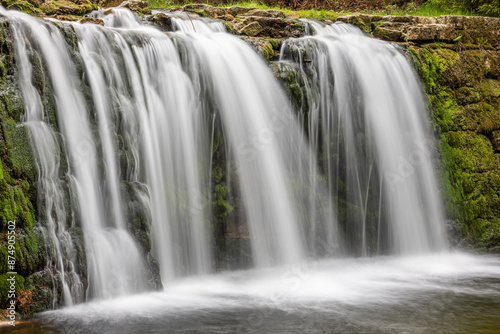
[[1, 0, 98, 18], [336, 14, 500, 49], [169, 4, 500, 50], [182, 4, 305, 38], [410, 45, 500, 251]]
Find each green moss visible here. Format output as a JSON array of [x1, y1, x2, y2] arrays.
[[271, 62, 309, 113], [223, 21, 238, 34], [24, 271, 61, 314], [213, 183, 233, 219], [6, 1, 43, 16], [40, 0, 96, 16], [344, 16, 372, 34], [0, 161, 36, 230], [445, 132, 495, 172], [11, 229, 41, 277], [0, 273, 24, 309], [453, 102, 500, 133], [0, 247, 8, 275], [411, 44, 500, 249], [2, 118, 36, 182], [0, 86, 25, 121], [258, 39, 277, 60]]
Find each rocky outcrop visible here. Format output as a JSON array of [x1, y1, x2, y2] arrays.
[[409, 46, 500, 251], [181, 4, 306, 38], [336, 14, 500, 49], [1, 0, 98, 18]]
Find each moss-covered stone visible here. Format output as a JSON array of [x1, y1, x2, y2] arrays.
[[6, 1, 43, 17], [0, 273, 24, 309], [0, 156, 36, 230], [411, 44, 500, 250], [2, 119, 36, 182], [40, 0, 96, 16], [23, 269, 63, 313]]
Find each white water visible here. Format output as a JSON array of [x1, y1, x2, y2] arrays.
[[281, 21, 446, 255], [3, 7, 449, 308], [37, 253, 500, 333], [12, 23, 83, 306], [5, 9, 147, 300]]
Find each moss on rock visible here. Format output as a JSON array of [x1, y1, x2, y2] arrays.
[[411, 44, 500, 250], [5, 1, 43, 16], [40, 0, 96, 16], [0, 273, 24, 309]]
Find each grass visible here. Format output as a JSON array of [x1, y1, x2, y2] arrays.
[[147, 0, 473, 17], [368, 1, 472, 16], [147, 0, 343, 19]]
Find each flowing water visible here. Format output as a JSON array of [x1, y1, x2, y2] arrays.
[[1, 7, 497, 334], [6, 253, 500, 333], [280, 21, 446, 256]]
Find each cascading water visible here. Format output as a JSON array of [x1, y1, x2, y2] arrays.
[[5, 9, 149, 302], [3, 7, 340, 304], [1, 6, 449, 310], [13, 25, 84, 306], [280, 21, 447, 255]]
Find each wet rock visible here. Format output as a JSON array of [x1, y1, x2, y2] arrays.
[[79, 17, 104, 25], [149, 12, 174, 31], [336, 14, 381, 33], [23, 269, 63, 314], [146, 254, 162, 290], [240, 37, 281, 60], [236, 16, 305, 38]]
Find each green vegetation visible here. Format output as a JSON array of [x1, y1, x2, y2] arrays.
[[148, 0, 340, 19], [410, 46, 500, 250], [369, 0, 473, 16], [147, 0, 499, 17], [432, 0, 500, 16]]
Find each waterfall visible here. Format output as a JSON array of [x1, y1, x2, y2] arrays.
[[2, 7, 446, 306], [6, 9, 148, 301], [280, 21, 447, 255], [12, 23, 84, 306]]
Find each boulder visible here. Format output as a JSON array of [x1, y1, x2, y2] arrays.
[[40, 0, 96, 16], [80, 17, 104, 25], [149, 13, 174, 31], [236, 16, 305, 38], [118, 0, 147, 12]]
